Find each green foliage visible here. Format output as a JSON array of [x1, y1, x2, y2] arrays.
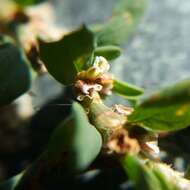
[[93, 0, 149, 46], [122, 155, 161, 190], [0, 36, 31, 106], [122, 155, 178, 190], [1, 0, 190, 189], [114, 0, 149, 19], [47, 102, 102, 172], [128, 80, 190, 131], [94, 45, 122, 61], [94, 15, 133, 46], [39, 26, 95, 85], [152, 169, 179, 190], [113, 79, 144, 100]]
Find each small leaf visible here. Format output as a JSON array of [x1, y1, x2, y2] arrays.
[[94, 45, 122, 61], [122, 155, 179, 190], [93, 0, 149, 46], [94, 15, 133, 46], [113, 79, 144, 100], [0, 36, 31, 106], [128, 80, 190, 132], [114, 0, 149, 19], [141, 80, 190, 105], [152, 169, 179, 190], [39, 26, 95, 85], [122, 155, 162, 190], [47, 102, 102, 172]]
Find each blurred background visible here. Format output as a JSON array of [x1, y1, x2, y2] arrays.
[[1, 0, 190, 185]]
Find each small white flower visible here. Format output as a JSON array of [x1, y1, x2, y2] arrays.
[[145, 141, 160, 155], [93, 56, 110, 74]]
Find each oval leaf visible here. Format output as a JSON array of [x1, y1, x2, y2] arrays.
[[122, 155, 178, 190], [128, 80, 190, 132], [0, 36, 31, 106], [94, 45, 122, 61], [47, 102, 102, 172], [39, 26, 95, 85], [113, 79, 144, 100], [122, 155, 162, 190], [93, 0, 149, 46]]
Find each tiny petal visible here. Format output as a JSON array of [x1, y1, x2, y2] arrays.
[[82, 83, 102, 94], [93, 56, 110, 74], [112, 105, 134, 116], [145, 141, 160, 155]]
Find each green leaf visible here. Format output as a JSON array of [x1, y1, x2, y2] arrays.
[[152, 169, 179, 190], [122, 155, 162, 190], [94, 15, 133, 46], [128, 80, 190, 132], [94, 45, 122, 61], [122, 155, 179, 190], [14, 0, 46, 7], [47, 102, 102, 172], [0, 36, 31, 106], [114, 0, 149, 19], [93, 0, 149, 46], [39, 26, 95, 85], [113, 79, 144, 100]]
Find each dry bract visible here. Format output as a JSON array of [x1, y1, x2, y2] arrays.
[[107, 128, 140, 155]]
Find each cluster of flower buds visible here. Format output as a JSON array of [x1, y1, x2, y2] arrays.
[[75, 56, 113, 101]]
